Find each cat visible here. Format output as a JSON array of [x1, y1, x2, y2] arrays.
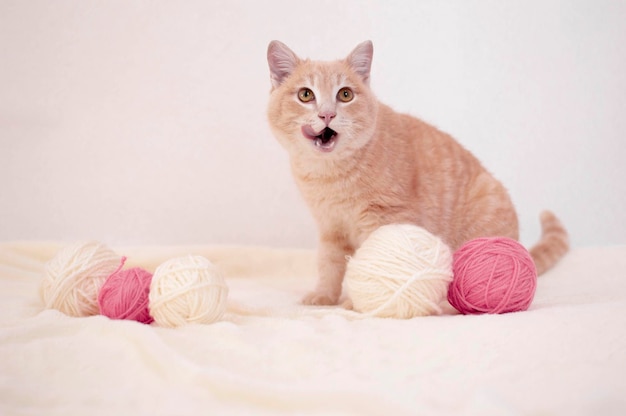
[[266, 40, 569, 306]]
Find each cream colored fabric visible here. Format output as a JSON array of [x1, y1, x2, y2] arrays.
[[1, 242, 625, 415]]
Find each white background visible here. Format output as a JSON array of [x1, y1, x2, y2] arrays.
[[1, 0, 625, 249]]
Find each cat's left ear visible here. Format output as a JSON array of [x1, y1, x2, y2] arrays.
[[347, 41, 373, 84], [267, 40, 300, 89]]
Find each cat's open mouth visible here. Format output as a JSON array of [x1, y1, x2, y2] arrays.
[[301, 126, 338, 152]]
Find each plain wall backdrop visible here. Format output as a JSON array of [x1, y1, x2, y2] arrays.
[[1, 0, 625, 249]]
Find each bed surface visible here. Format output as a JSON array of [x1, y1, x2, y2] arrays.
[[1, 242, 625, 415]]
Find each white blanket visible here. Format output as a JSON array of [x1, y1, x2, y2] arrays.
[[1, 242, 625, 415]]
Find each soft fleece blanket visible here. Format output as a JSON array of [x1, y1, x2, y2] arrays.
[[1, 242, 625, 416]]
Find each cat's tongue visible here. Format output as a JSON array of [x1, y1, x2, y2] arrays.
[[301, 125, 338, 152]]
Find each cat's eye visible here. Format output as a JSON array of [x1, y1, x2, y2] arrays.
[[337, 87, 354, 103], [298, 88, 315, 102]]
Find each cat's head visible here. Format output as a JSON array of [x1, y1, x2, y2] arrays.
[[267, 41, 379, 162]]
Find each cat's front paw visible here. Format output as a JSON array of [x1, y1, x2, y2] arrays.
[[302, 291, 339, 306]]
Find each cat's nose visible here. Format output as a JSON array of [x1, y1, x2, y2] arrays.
[[318, 111, 336, 125]]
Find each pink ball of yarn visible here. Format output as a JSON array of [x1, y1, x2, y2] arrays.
[[448, 237, 537, 314], [98, 260, 154, 324]]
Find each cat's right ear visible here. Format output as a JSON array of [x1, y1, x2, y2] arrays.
[[267, 41, 300, 89]]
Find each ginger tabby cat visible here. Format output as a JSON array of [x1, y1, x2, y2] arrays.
[[266, 40, 569, 306]]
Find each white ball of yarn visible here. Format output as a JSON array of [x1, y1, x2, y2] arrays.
[[40, 241, 122, 317], [149, 255, 228, 328], [345, 224, 454, 318]]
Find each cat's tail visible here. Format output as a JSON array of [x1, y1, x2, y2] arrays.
[[529, 210, 570, 275]]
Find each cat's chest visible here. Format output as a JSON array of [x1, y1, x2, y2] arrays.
[[301, 178, 364, 212], [296, 175, 375, 244]]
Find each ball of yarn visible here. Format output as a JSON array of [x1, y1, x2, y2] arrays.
[[345, 224, 454, 318], [448, 237, 537, 314], [98, 260, 154, 324], [41, 241, 123, 317], [148, 255, 228, 328]]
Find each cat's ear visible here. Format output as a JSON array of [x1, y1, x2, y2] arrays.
[[347, 41, 373, 84], [267, 40, 300, 89]]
